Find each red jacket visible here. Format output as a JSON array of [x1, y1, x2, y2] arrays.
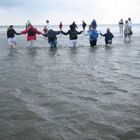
[[21, 26, 42, 41]]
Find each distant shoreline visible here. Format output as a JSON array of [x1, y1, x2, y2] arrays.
[[0, 23, 140, 27]]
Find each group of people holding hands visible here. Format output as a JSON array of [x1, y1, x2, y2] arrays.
[[7, 18, 132, 49]]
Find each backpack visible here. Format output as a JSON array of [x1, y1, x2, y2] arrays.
[[90, 30, 98, 40], [28, 27, 36, 36]]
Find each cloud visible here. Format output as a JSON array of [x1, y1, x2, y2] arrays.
[[0, 0, 140, 25]]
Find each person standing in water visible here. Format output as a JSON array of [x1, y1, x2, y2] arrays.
[[91, 19, 97, 29], [25, 20, 31, 29], [61, 25, 82, 47], [128, 17, 133, 33], [124, 20, 132, 42], [43, 26, 47, 34], [71, 21, 78, 30], [100, 28, 114, 47], [7, 25, 21, 48], [89, 25, 98, 47], [43, 19, 50, 34], [128, 18, 132, 28], [21, 24, 43, 47], [59, 22, 63, 31], [82, 20, 87, 33], [119, 19, 124, 35], [43, 29, 61, 48]]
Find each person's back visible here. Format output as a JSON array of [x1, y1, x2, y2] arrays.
[[22, 25, 36, 41], [7, 27, 16, 38], [124, 21, 131, 35], [82, 21, 87, 32], [128, 18, 132, 28], [68, 29, 79, 40], [61, 25, 82, 47], [90, 29, 98, 41], [124, 20, 132, 41], [28, 26, 36, 37], [43, 29, 60, 48], [26, 20, 31, 29], [47, 30, 57, 42], [59, 22, 63, 31], [61, 25, 82, 40], [104, 32, 114, 43], [7, 25, 21, 48], [43, 26, 47, 34], [7, 25, 21, 38], [89, 28, 98, 46], [21, 24, 42, 42], [101, 28, 114, 45], [44, 20, 50, 32], [71, 21, 78, 30], [82, 21, 87, 28], [91, 19, 97, 29]]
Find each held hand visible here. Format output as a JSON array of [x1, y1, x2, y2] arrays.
[[100, 32, 103, 35]]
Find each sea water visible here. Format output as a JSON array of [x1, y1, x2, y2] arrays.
[[0, 24, 140, 140]]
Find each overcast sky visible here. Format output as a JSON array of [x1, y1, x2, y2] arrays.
[[0, 0, 139, 25]]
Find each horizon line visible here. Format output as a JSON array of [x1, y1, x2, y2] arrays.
[[0, 23, 140, 27]]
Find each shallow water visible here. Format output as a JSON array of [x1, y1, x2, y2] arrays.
[[0, 25, 140, 140]]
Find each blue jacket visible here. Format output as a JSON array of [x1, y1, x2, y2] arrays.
[[91, 19, 97, 28], [89, 29, 98, 41]]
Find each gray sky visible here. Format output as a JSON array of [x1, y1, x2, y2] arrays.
[[0, 0, 139, 25]]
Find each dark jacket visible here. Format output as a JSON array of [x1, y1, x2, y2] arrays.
[[82, 21, 87, 28], [61, 29, 82, 40], [101, 32, 114, 44], [7, 28, 20, 38], [43, 29, 60, 42]]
